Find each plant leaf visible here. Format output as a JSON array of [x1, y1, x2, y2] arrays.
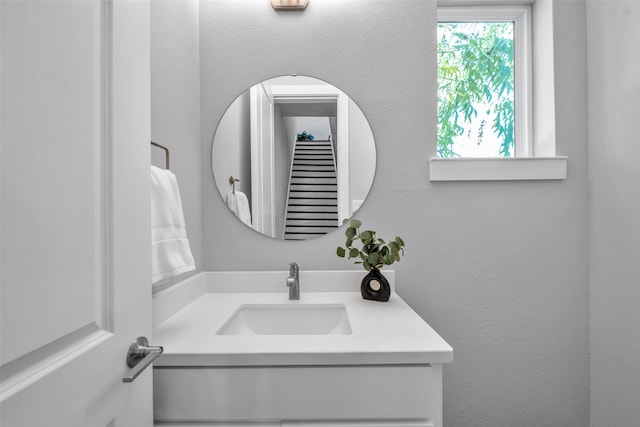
[[346, 227, 357, 238], [350, 219, 362, 228], [368, 252, 380, 265], [365, 243, 380, 254], [349, 248, 360, 258], [336, 247, 346, 257]]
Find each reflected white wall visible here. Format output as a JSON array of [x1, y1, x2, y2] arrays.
[[211, 91, 252, 204], [348, 99, 376, 217]]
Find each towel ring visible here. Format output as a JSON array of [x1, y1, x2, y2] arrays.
[[229, 176, 239, 194], [151, 141, 170, 170]]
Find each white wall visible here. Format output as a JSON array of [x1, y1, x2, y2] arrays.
[[348, 98, 376, 215], [289, 116, 331, 140], [587, 1, 640, 426], [199, 1, 589, 426], [151, 0, 202, 288], [211, 91, 252, 202]]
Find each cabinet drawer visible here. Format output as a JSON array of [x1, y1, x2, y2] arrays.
[[154, 364, 440, 422]]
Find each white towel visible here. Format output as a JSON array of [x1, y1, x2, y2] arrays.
[[226, 190, 252, 226], [151, 166, 195, 284]]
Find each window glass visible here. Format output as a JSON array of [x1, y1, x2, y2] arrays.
[[437, 21, 515, 157]]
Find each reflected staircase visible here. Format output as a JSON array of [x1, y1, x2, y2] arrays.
[[284, 139, 339, 240]]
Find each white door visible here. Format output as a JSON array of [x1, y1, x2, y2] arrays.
[[1, 1, 153, 425]]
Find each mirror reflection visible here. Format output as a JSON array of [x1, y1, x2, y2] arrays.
[[212, 76, 376, 240]]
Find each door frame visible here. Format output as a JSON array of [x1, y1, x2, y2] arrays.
[[251, 82, 350, 226]]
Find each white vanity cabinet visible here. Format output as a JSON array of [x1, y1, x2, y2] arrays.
[[152, 276, 452, 427]]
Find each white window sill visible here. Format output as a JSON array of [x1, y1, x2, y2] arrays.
[[429, 157, 568, 181]]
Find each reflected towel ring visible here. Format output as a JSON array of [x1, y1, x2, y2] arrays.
[[229, 176, 239, 194]]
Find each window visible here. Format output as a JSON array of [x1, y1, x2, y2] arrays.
[[431, 2, 567, 181], [437, 6, 531, 158]]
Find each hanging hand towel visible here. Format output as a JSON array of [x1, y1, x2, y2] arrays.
[[226, 190, 252, 226], [151, 165, 195, 284]]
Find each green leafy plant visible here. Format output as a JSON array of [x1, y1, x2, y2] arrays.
[[336, 219, 405, 271], [296, 130, 315, 141]]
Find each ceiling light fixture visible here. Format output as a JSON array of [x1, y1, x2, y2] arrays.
[[271, 0, 308, 11]]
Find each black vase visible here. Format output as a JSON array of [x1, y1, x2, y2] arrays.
[[360, 268, 391, 302]]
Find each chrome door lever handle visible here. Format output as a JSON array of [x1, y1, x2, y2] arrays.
[[122, 336, 163, 383]]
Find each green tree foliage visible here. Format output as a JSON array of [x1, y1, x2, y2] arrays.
[[437, 22, 515, 157]]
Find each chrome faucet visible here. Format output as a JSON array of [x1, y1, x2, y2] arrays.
[[287, 262, 300, 300]]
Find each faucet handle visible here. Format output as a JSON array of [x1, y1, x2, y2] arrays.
[[288, 262, 300, 300]]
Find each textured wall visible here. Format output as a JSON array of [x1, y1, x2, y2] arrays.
[[151, 0, 203, 286], [588, 1, 640, 426], [200, 1, 589, 426]]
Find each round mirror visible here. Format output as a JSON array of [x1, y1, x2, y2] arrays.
[[212, 75, 376, 240]]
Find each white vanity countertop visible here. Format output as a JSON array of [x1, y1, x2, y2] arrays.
[[153, 291, 453, 367]]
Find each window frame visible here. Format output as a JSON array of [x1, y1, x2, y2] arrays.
[[431, 1, 568, 181], [437, 5, 533, 157]]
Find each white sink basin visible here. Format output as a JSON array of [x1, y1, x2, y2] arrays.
[[216, 304, 352, 335]]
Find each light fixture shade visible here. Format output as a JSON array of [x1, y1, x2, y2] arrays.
[[271, 0, 309, 10]]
